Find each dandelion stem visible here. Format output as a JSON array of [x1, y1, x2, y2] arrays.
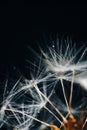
[[33, 84, 62, 124], [60, 78, 70, 114], [44, 106, 62, 124], [6, 108, 50, 127], [69, 70, 75, 112], [34, 85, 66, 121], [8, 104, 21, 125]]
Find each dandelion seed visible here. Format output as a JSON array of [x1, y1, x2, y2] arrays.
[[12, 103, 36, 130], [42, 42, 87, 82], [0, 78, 22, 128], [72, 71, 87, 90]]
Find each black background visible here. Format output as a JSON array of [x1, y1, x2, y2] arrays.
[[0, 2, 87, 76]]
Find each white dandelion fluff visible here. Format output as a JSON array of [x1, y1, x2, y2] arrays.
[[72, 71, 87, 90], [41, 42, 87, 82], [0, 37, 87, 130]]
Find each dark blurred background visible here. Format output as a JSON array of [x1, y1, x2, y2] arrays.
[[0, 1, 87, 71], [0, 3, 87, 75]]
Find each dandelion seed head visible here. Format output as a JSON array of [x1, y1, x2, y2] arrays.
[[72, 71, 87, 90], [0, 37, 87, 130], [42, 40, 87, 83], [78, 78, 87, 90]]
